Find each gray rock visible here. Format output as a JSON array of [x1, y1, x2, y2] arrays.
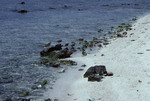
[[107, 72, 113, 76], [84, 65, 107, 78], [88, 74, 103, 82]]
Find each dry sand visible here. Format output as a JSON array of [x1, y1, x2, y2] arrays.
[[41, 14, 150, 101]]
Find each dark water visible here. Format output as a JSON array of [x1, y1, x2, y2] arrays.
[[0, 0, 150, 100]]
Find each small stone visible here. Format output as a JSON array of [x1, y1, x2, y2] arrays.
[[31, 85, 38, 89], [103, 42, 109, 45], [146, 49, 150, 51], [117, 34, 124, 37], [49, 7, 56, 9], [123, 32, 127, 35], [57, 40, 62, 43], [65, 43, 69, 46], [78, 38, 84, 41], [21, 2, 25, 4], [106, 72, 113, 76], [41, 80, 47, 86], [130, 33, 134, 35], [18, 10, 28, 13], [44, 98, 51, 101], [137, 53, 143, 54], [98, 44, 102, 47], [67, 93, 72, 96], [101, 54, 104, 56], [50, 63, 60, 68], [138, 80, 142, 83], [81, 64, 86, 67], [44, 42, 51, 47], [78, 69, 84, 71]]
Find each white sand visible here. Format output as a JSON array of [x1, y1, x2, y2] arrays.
[[41, 14, 150, 101]]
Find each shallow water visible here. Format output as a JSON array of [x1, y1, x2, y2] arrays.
[[0, 0, 150, 100]]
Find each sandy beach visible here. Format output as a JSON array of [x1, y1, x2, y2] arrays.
[[42, 14, 150, 101]]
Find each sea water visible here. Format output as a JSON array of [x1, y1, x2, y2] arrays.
[[0, 0, 150, 100]]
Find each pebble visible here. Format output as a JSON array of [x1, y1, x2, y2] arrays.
[[107, 72, 113, 76], [78, 69, 84, 71], [81, 64, 86, 67], [88, 97, 95, 101]]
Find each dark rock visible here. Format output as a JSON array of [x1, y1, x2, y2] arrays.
[[41, 80, 47, 86], [82, 50, 87, 56], [78, 38, 84, 41], [106, 72, 113, 76], [58, 49, 73, 58], [64, 5, 68, 8], [60, 60, 77, 65], [101, 54, 104, 56], [78, 8, 84, 11], [40, 44, 62, 56], [98, 44, 102, 47], [18, 10, 28, 13], [57, 40, 62, 43], [81, 64, 86, 67], [131, 40, 135, 41], [98, 29, 103, 33], [31, 85, 38, 90], [49, 7, 56, 10], [88, 74, 103, 82], [20, 2, 25, 4], [71, 42, 76, 47], [50, 63, 60, 68], [44, 98, 51, 101], [117, 34, 124, 37], [44, 42, 51, 47], [102, 4, 109, 6], [134, 4, 139, 6], [103, 42, 109, 45], [65, 43, 69, 46], [84, 65, 107, 78], [123, 32, 127, 35], [78, 69, 84, 71]]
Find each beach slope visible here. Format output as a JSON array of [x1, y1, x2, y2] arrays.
[[42, 14, 150, 101]]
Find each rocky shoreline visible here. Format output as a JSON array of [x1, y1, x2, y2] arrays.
[[2, 1, 146, 101], [38, 17, 137, 101], [39, 14, 150, 101]]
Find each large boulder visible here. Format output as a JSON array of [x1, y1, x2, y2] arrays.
[[84, 65, 107, 78], [40, 44, 62, 56]]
